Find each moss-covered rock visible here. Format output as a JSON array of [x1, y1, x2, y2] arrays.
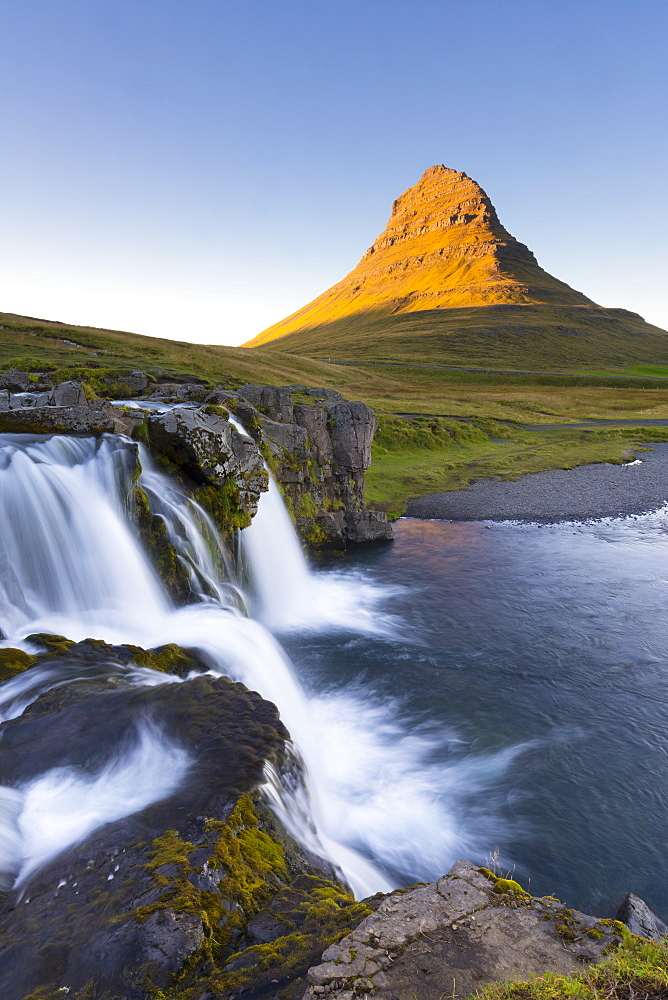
[[0, 635, 360, 1000], [0, 647, 38, 681]]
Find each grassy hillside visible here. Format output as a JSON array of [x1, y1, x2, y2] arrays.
[[244, 303, 668, 372], [0, 310, 377, 391], [3, 309, 668, 519]]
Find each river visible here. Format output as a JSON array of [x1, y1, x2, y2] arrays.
[[302, 513, 668, 917]]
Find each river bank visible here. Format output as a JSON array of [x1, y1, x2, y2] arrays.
[[405, 441, 668, 522]]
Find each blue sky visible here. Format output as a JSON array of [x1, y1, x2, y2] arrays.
[[1, 0, 666, 345]]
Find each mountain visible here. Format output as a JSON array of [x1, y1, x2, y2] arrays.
[[244, 166, 668, 369]]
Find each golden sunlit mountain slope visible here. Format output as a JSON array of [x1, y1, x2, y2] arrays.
[[245, 166, 668, 369]]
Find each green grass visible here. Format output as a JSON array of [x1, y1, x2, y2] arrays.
[[366, 416, 668, 517], [6, 309, 668, 514], [626, 364, 668, 378], [249, 302, 668, 373], [477, 932, 668, 999]]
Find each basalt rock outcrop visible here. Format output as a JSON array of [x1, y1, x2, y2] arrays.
[[0, 636, 370, 1000], [244, 165, 668, 370], [302, 861, 627, 1000], [0, 372, 392, 554], [207, 383, 392, 549]]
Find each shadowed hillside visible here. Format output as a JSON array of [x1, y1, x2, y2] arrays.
[[245, 166, 668, 369]]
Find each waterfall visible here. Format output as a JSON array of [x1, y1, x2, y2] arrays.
[[0, 431, 392, 894], [0, 429, 515, 898]]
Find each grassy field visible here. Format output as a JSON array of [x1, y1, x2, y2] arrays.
[[365, 416, 668, 517], [3, 309, 668, 516]]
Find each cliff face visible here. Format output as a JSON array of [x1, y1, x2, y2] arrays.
[[246, 165, 593, 348], [210, 383, 393, 550]]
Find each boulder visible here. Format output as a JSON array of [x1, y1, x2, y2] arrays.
[[617, 892, 667, 940], [146, 406, 267, 520], [0, 369, 32, 391], [49, 380, 87, 406], [345, 510, 394, 544], [302, 861, 624, 1000]]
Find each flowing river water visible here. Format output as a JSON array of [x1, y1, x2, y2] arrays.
[[1, 431, 667, 920]]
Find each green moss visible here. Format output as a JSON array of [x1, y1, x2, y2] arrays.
[[23, 634, 75, 656], [299, 517, 331, 549], [293, 492, 319, 518], [208, 794, 288, 914], [478, 867, 531, 900], [195, 480, 253, 532], [477, 932, 668, 1000], [323, 497, 346, 512], [132, 644, 205, 677], [133, 797, 373, 1000], [146, 830, 197, 875], [131, 416, 150, 446], [0, 647, 38, 681], [493, 878, 531, 899], [130, 485, 191, 601]]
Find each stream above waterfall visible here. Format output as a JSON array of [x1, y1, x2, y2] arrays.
[[1, 431, 667, 922]]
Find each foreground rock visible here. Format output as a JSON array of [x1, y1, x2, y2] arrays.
[[303, 861, 626, 1000], [0, 637, 371, 1000]]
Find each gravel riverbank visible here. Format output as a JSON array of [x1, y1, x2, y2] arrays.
[[405, 442, 668, 522]]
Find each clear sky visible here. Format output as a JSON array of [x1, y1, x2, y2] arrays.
[[1, 0, 666, 346]]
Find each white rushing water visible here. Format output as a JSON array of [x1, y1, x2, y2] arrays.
[[0, 430, 518, 896]]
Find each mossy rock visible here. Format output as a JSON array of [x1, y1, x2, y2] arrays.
[[0, 647, 38, 681], [132, 644, 207, 677], [130, 484, 192, 603]]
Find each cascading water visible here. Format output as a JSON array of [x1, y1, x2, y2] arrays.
[[0, 429, 524, 898]]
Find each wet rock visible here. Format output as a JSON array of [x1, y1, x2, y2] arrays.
[[617, 892, 667, 940], [140, 909, 206, 978], [0, 636, 359, 1000], [345, 509, 394, 544], [148, 407, 264, 486], [146, 406, 268, 521], [303, 861, 624, 1000]]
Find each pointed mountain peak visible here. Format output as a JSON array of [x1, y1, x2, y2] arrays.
[[245, 166, 596, 350]]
